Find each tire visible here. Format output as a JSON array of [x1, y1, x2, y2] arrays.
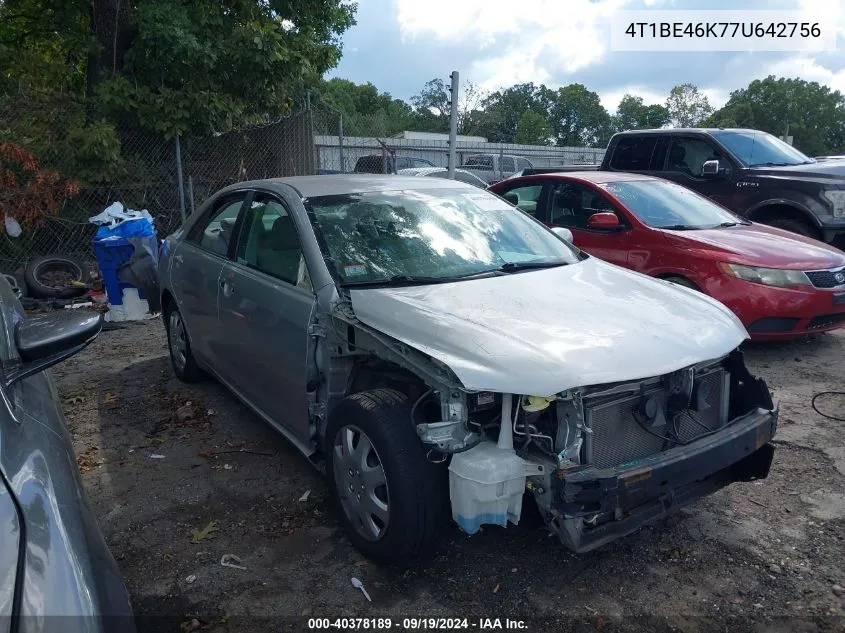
[[164, 300, 204, 383], [24, 255, 89, 299], [663, 275, 700, 291], [325, 388, 445, 567], [764, 217, 819, 240]]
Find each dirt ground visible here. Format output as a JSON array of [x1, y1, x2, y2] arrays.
[[53, 319, 845, 633]]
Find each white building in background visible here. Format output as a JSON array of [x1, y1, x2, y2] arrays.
[[391, 130, 488, 143]]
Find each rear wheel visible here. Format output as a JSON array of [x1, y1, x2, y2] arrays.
[[325, 388, 445, 567], [164, 301, 204, 382]]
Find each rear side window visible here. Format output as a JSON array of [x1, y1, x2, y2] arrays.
[[499, 156, 515, 172], [188, 196, 246, 256], [609, 136, 658, 171], [464, 155, 493, 168]]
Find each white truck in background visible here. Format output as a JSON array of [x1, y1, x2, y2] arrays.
[[459, 154, 534, 184]]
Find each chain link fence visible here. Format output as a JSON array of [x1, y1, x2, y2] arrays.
[[0, 94, 605, 275]]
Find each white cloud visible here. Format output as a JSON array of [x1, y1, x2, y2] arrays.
[[395, 0, 628, 91], [763, 56, 845, 93], [392, 0, 845, 104]]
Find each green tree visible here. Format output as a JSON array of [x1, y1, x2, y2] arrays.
[[514, 111, 553, 145], [409, 78, 487, 135], [0, 0, 357, 144], [666, 83, 713, 127], [704, 76, 845, 156], [317, 78, 415, 136], [612, 94, 670, 132], [549, 84, 612, 147], [477, 82, 555, 143]]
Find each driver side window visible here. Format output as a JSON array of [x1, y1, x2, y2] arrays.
[[235, 195, 312, 290], [666, 138, 722, 177], [548, 182, 619, 229]]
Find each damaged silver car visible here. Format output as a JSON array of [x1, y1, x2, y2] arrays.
[[158, 175, 778, 566]]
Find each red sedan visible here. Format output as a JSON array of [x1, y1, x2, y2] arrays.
[[490, 171, 845, 340]]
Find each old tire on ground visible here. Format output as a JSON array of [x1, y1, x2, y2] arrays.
[[164, 300, 204, 383], [663, 275, 700, 291], [24, 255, 89, 299], [764, 217, 819, 240], [325, 388, 445, 567]]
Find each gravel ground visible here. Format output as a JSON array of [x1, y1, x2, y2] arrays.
[[53, 320, 845, 633]]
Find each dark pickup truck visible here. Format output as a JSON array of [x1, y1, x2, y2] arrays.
[[600, 128, 845, 243]]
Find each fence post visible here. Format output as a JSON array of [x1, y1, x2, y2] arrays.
[[175, 136, 186, 221], [338, 112, 344, 173], [188, 175, 195, 215], [447, 70, 459, 179]]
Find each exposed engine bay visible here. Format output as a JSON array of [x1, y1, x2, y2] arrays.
[[412, 348, 777, 551]]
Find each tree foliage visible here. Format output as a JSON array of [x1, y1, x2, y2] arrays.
[[666, 83, 714, 127], [0, 142, 80, 231], [550, 84, 612, 147], [704, 76, 845, 156], [613, 95, 670, 132], [514, 111, 553, 145], [0, 0, 356, 183]]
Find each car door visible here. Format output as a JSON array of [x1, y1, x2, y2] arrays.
[[170, 192, 249, 368], [651, 135, 736, 208], [545, 180, 632, 267], [217, 189, 316, 445]]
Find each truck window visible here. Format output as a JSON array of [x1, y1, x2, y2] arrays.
[[609, 136, 657, 171], [666, 138, 722, 177], [499, 157, 515, 172], [464, 155, 493, 168]]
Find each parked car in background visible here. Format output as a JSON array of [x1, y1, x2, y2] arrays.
[[600, 128, 845, 243], [397, 166, 487, 188], [159, 174, 777, 566], [353, 154, 434, 174], [459, 154, 534, 183], [0, 278, 135, 631], [491, 171, 845, 339]]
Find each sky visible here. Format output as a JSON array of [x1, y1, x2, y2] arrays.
[[328, 0, 845, 112]]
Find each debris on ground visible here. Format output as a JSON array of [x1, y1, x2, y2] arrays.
[[77, 446, 99, 473], [103, 392, 118, 404], [220, 554, 246, 570], [299, 489, 311, 502], [179, 618, 202, 633], [149, 454, 165, 459], [351, 577, 372, 602], [190, 520, 219, 544], [176, 403, 195, 423], [834, 585, 845, 597], [185, 574, 197, 584]]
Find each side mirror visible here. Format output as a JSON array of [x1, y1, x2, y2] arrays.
[[586, 212, 621, 231], [5, 311, 103, 388], [702, 159, 722, 177], [551, 227, 574, 242]]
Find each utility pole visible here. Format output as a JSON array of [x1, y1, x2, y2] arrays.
[[447, 70, 459, 179]]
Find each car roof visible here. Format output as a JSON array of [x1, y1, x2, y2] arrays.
[[502, 171, 656, 185], [220, 174, 476, 198], [612, 128, 759, 136]]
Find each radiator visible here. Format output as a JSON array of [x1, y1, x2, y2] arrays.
[[585, 370, 729, 469]]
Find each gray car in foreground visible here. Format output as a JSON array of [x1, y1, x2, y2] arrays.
[[159, 175, 777, 567], [0, 278, 135, 631]]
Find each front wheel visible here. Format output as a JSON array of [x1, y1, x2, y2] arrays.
[[164, 301, 204, 383], [325, 388, 445, 567]]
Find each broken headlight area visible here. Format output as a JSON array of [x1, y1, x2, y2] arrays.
[[439, 349, 778, 551]]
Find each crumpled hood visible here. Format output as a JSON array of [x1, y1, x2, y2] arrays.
[[350, 258, 748, 396]]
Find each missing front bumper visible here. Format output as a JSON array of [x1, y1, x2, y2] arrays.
[[548, 407, 778, 553]]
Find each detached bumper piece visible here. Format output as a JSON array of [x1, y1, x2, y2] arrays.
[[550, 407, 778, 553]]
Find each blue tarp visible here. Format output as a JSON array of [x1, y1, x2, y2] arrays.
[[94, 218, 156, 241]]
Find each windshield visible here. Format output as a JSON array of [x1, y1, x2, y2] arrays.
[[711, 130, 814, 167], [603, 179, 742, 229], [306, 188, 580, 285]]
